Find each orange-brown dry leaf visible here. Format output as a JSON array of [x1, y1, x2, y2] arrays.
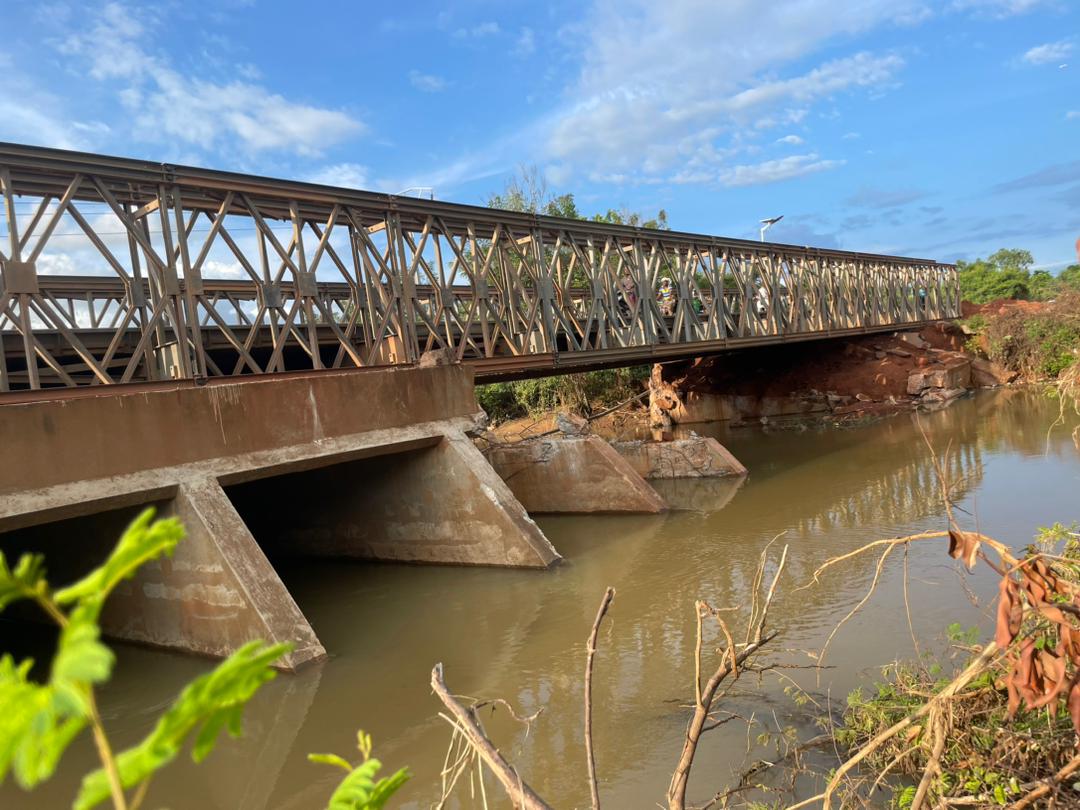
[[1069, 678, 1080, 734], [948, 529, 981, 571], [1029, 648, 1069, 708], [1016, 639, 1039, 705], [1006, 663, 1021, 718], [995, 577, 1022, 649]]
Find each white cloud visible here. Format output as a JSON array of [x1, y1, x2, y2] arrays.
[[842, 131, 862, 139], [0, 50, 109, 150], [58, 3, 365, 157], [543, 1, 916, 185], [453, 21, 499, 38], [515, 27, 536, 56], [716, 154, 843, 187], [1022, 40, 1073, 65], [306, 163, 371, 189], [1067, 111, 1080, 120], [776, 134, 804, 145], [409, 70, 448, 92], [950, 0, 1055, 17]]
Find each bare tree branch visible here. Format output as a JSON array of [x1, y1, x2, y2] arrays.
[[585, 587, 615, 810], [430, 663, 553, 810]]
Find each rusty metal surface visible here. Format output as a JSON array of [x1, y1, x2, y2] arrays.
[[0, 142, 960, 392]]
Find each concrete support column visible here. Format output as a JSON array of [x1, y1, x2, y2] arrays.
[[484, 436, 667, 514], [102, 478, 326, 671]]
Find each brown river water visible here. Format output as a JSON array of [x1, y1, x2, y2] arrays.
[[3, 389, 1079, 809]]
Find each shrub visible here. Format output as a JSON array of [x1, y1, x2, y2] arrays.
[[980, 293, 1080, 379], [476, 366, 650, 423]]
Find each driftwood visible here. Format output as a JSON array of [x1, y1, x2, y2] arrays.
[[429, 542, 791, 810]]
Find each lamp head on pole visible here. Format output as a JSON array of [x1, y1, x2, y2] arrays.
[[759, 215, 783, 242]]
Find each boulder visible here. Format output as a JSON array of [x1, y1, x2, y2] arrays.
[[907, 370, 932, 395], [897, 331, 929, 349], [908, 360, 971, 395], [928, 359, 971, 390], [555, 411, 590, 436]]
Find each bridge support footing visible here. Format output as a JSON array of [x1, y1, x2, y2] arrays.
[[103, 478, 326, 671], [609, 437, 748, 512], [231, 431, 559, 568], [610, 437, 748, 479], [484, 436, 667, 514]]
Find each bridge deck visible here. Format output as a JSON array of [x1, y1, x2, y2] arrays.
[[0, 142, 959, 392]]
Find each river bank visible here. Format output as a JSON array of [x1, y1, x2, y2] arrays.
[[487, 321, 1020, 444]]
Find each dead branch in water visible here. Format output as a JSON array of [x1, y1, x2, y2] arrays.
[[667, 544, 788, 810], [429, 542, 793, 810], [585, 587, 615, 810], [430, 664, 552, 810]]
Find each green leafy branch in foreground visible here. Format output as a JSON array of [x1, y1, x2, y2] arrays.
[[308, 729, 410, 810], [0, 507, 408, 810]]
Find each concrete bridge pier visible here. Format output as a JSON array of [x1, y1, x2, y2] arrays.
[[104, 479, 327, 670], [0, 365, 559, 670]]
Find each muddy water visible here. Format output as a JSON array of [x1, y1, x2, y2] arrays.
[[4, 390, 1080, 809]]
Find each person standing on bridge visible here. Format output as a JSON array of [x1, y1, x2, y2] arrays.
[[619, 272, 638, 318], [658, 277, 675, 316]]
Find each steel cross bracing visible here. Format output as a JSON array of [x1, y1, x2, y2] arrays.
[[0, 142, 960, 392]]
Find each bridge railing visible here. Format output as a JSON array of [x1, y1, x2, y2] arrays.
[[0, 143, 959, 391]]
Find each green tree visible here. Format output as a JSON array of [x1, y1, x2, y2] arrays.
[[487, 165, 667, 229], [1029, 269, 1060, 301], [957, 248, 1035, 303], [1059, 264, 1080, 292]]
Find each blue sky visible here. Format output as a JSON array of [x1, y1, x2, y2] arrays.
[[1, 0, 1078, 268]]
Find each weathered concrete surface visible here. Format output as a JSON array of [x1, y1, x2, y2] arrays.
[[611, 437, 748, 479], [0, 364, 479, 498], [103, 480, 326, 670], [231, 433, 559, 565], [484, 436, 667, 514], [906, 359, 972, 395], [0, 365, 559, 667], [673, 391, 829, 424]]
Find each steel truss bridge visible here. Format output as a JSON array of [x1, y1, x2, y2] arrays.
[[0, 143, 959, 392]]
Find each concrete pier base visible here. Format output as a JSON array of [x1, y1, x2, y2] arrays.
[[611, 437, 748, 479], [229, 432, 556, 566], [485, 436, 667, 514], [104, 479, 326, 670]]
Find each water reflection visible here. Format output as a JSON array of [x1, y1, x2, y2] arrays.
[[1, 391, 1077, 809]]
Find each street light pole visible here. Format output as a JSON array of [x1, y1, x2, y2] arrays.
[[759, 215, 783, 242]]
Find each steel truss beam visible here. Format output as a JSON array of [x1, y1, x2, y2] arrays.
[[0, 142, 960, 391]]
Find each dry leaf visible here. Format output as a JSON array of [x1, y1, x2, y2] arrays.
[[948, 529, 981, 571]]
